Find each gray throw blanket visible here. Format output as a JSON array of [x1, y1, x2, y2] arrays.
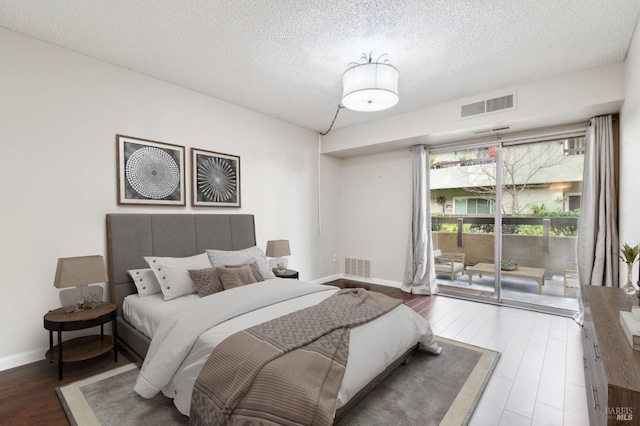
[[190, 288, 401, 426]]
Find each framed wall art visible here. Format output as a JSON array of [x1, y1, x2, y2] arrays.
[[191, 148, 241, 207], [116, 134, 185, 206]]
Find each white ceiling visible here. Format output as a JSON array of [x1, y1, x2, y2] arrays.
[[1, 1, 639, 133]]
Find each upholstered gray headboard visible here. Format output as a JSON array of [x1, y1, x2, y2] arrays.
[[106, 213, 256, 358]]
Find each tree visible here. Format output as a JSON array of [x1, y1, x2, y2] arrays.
[[459, 141, 569, 215]]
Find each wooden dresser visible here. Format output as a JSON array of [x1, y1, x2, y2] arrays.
[[584, 286, 640, 425]]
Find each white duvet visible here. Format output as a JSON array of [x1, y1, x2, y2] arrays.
[[134, 279, 441, 416]]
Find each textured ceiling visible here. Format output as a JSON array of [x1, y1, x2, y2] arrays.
[[1, 1, 639, 132]]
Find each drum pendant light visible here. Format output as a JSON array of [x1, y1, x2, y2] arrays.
[[342, 53, 399, 112]]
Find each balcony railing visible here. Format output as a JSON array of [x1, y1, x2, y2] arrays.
[[431, 215, 579, 277]]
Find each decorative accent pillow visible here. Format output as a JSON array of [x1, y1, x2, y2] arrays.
[[144, 252, 211, 301], [127, 268, 162, 297], [225, 261, 264, 282], [188, 267, 224, 297], [206, 246, 276, 280], [216, 264, 257, 290]]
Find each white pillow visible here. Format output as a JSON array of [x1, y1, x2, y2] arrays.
[[206, 246, 276, 280], [144, 252, 211, 301], [127, 268, 162, 297]]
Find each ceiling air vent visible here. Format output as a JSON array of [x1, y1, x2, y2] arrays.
[[461, 93, 516, 119], [460, 101, 486, 118]]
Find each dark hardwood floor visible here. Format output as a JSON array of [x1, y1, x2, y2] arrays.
[[0, 349, 135, 425], [0, 280, 425, 425], [329, 278, 428, 303]]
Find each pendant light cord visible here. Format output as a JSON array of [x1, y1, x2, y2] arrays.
[[320, 104, 344, 135]]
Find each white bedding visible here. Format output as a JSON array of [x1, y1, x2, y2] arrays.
[[123, 292, 200, 339], [133, 279, 441, 417]]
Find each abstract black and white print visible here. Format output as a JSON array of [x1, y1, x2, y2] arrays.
[[117, 135, 185, 206], [191, 148, 240, 207]]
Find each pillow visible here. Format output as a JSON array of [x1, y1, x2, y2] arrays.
[[225, 261, 264, 283], [144, 252, 211, 301], [216, 264, 257, 290], [188, 267, 224, 297], [207, 246, 276, 280], [127, 268, 162, 297]]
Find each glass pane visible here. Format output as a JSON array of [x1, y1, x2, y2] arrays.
[[569, 195, 580, 211], [477, 199, 490, 214], [499, 138, 582, 314], [430, 146, 496, 300], [468, 198, 478, 214]]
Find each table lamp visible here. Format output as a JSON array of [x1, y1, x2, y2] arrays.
[[266, 240, 291, 274], [54, 255, 107, 310]]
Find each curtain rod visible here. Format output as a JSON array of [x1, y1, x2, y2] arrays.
[[425, 121, 589, 154]]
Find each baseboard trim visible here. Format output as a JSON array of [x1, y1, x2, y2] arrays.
[[309, 274, 344, 285], [346, 276, 403, 289], [0, 347, 46, 372]]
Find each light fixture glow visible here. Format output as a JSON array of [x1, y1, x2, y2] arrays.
[[342, 55, 399, 112]]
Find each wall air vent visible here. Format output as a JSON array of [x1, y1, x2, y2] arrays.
[[461, 93, 516, 119], [344, 258, 371, 278]]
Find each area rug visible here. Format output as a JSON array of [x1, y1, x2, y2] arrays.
[[56, 337, 499, 426]]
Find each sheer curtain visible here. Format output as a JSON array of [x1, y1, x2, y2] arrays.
[[402, 145, 438, 295], [574, 114, 618, 324]]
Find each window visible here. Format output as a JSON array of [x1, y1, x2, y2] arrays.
[[563, 137, 585, 156], [566, 194, 581, 211], [454, 197, 495, 214]]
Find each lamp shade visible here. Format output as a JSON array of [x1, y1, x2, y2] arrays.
[[54, 255, 108, 288], [265, 240, 291, 258], [342, 62, 399, 112]]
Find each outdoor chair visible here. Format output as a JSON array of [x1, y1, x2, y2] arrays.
[[433, 249, 466, 280]]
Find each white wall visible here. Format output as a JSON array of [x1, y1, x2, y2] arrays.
[[339, 149, 411, 284], [0, 29, 341, 368], [619, 17, 640, 285]]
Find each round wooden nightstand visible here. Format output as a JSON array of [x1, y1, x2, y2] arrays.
[[274, 269, 299, 279], [44, 302, 117, 380]]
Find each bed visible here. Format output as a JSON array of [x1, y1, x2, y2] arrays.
[[106, 213, 440, 424]]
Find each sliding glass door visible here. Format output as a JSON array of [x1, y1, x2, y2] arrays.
[[497, 139, 582, 313], [431, 144, 499, 301], [430, 135, 583, 315]]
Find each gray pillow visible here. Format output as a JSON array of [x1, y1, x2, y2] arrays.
[[216, 265, 257, 290], [225, 261, 264, 282], [188, 268, 224, 297]]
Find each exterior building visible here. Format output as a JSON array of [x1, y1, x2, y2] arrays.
[[430, 138, 584, 216]]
